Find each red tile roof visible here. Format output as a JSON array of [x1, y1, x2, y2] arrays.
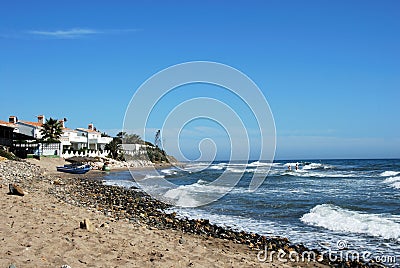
[[0, 120, 16, 127], [76, 128, 100, 133], [19, 121, 43, 127]]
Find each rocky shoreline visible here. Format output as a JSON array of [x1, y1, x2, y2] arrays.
[[0, 159, 387, 267], [52, 178, 387, 268]]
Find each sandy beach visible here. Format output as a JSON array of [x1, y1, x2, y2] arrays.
[[0, 159, 333, 267]]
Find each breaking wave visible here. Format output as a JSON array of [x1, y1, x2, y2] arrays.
[[380, 171, 400, 177], [300, 204, 400, 240]]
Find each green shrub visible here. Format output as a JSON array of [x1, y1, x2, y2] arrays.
[[0, 149, 19, 160]]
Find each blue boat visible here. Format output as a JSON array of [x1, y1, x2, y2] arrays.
[[57, 164, 91, 174]]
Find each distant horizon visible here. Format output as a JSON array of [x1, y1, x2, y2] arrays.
[[180, 157, 400, 163]]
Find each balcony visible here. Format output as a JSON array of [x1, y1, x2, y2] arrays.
[[69, 136, 87, 143], [88, 137, 113, 144]]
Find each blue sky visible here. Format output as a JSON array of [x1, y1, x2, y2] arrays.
[[1, 1, 399, 160]]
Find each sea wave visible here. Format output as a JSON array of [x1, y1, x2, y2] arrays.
[[300, 204, 400, 240], [143, 174, 165, 180], [380, 171, 400, 177], [383, 176, 400, 184], [382, 176, 400, 190], [164, 207, 283, 235], [163, 180, 230, 207], [226, 167, 256, 173], [160, 169, 178, 175], [248, 161, 279, 167], [163, 179, 250, 206], [286, 171, 357, 178], [302, 163, 323, 170], [208, 163, 226, 170]]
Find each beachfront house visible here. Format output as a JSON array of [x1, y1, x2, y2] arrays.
[[1, 115, 113, 158], [121, 143, 148, 157], [0, 120, 17, 148], [75, 124, 113, 151], [60, 128, 87, 151], [15, 115, 44, 139]]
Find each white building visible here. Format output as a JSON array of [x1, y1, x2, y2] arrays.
[[75, 124, 113, 150], [10, 115, 43, 140], [4, 115, 113, 156], [60, 128, 87, 150]]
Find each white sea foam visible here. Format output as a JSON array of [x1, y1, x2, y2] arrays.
[[226, 167, 256, 173], [302, 163, 323, 170], [248, 161, 278, 167], [380, 171, 400, 177], [164, 187, 201, 207], [286, 170, 356, 178], [103, 180, 138, 189], [160, 169, 178, 175], [284, 162, 300, 167], [162, 179, 250, 206], [383, 176, 400, 184], [208, 163, 226, 170], [163, 187, 211, 207], [301, 204, 400, 240], [182, 162, 210, 171], [143, 174, 165, 180], [382, 176, 400, 190], [164, 207, 283, 235]]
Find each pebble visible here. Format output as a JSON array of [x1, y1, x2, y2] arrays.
[[9, 184, 24, 196], [80, 218, 94, 232]]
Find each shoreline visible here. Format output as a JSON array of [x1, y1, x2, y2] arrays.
[[0, 159, 379, 267], [26, 157, 182, 176]]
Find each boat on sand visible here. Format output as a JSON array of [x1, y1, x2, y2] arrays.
[[57, 164, 91, 174]]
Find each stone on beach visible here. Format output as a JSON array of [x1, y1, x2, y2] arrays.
[[80, 218, 95, 232], [8, 184, 24, 196]]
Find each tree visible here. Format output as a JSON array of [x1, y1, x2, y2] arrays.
[[125, 133, 143, 144], [116, 131, 144, 144], [101, 132, 111, 137], [105, 138, 121, 159], [40, 118, 63, 142], [116, 131, 126, 140]]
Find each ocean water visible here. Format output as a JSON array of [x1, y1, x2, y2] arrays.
[[103, 159, 400, 265]]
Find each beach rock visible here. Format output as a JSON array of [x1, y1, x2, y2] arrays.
[[80, 218, 94, 232], [61, 265, 71, 268], [179, 237, 185, 244], [9, 184, 24, 196], [9, 264, 16, 268], [100, 222, 109, 228]]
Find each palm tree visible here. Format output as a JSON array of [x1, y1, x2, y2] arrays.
[[40, 118, 63, 142]]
